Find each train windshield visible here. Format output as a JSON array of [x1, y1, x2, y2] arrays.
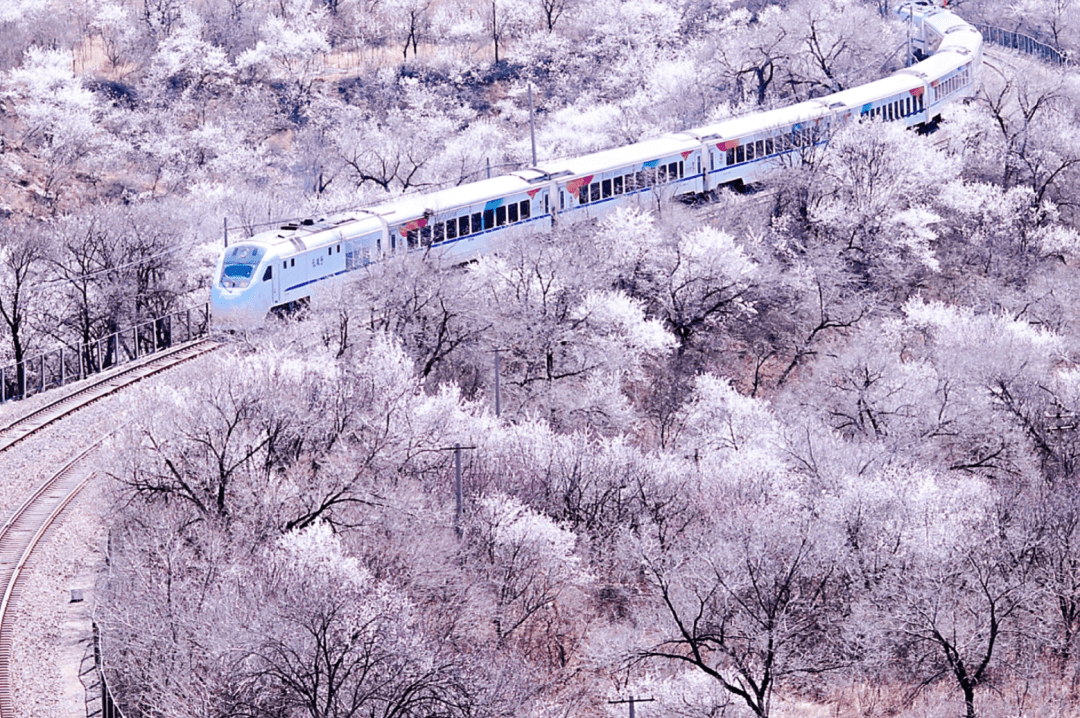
[[223, 264, 254, 279], [221, 245, 262, 287]]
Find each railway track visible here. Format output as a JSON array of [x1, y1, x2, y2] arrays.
[[0, 337, 220, 453], [0, 441, 102, 718], [0, 335, 220, 717]]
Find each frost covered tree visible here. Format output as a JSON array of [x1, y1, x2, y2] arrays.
[[2, 46, 112, 209], [0, 219, 46, 396]]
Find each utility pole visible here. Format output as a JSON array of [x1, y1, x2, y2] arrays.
[[492, 1, 499, 64], [528, 84, 538, 166], [431, 444, 477, 537], [494, 348, 502, 417], [455, 443, 463, 535], [906, 3, 914, 67], [609, 696, 655, 718], [223, 217, 229, 248]]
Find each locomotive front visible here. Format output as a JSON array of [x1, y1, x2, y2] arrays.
[[211, 243, 275, 327]]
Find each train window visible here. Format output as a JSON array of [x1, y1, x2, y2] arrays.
[[656, 166, 667, 184], [446, 220, 457, 240], [578, 186, 589, 204], [613, 175, 623, 194], [406, 229, 418, 249], [726, 148, 735, 165], [434, 223, 445, 243], [337, 245, 341, 253], [421, 225, 432, 244], [590, 182, 601, 202], [472, 212, 482, 233], [291, 258, 295, 267], [755, 141, 764, 158], [263, 266, 272, 281], [458, 216, 469, 236], [747, 142, 756, 161], [496, 206, 506, 226], [328, 247, 332, 256], [483, 209, 494, 229], [602, 179, 612, 198], [669, 162, 679, 180], [283, 261, 287, 269], [636, 171, 648, 188], [521, 200, 531, 219], [508, 203, 518, 223], [736, 145, 745, 164], [765, 138, 774, 156]]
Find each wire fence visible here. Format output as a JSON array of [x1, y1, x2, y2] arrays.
[[0, 303, 210, 405], [972, 22, 1070, 67], [81, 622, 128, 718]]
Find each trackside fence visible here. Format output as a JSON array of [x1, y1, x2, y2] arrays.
[[0, 303, 210, 405], [81, 623, 128, 718], [971, 22, 1070, 67]]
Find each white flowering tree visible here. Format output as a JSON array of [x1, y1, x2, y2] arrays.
[[2, 47, 113, 208]]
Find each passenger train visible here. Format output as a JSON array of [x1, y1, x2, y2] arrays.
[[212, 0, 982, 326]]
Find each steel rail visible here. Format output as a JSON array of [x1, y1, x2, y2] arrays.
[[0, 338, 220, 454], [0, 440, 103, 717]]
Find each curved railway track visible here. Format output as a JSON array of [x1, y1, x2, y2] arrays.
[[0, 336, 221, 717], [0, 442, 102, 718], [0, 338, 220, 453]]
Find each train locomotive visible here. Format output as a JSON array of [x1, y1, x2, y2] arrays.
[[211, 0, 982, 327]]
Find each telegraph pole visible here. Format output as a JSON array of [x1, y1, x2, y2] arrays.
[[494, 349, 502, 417], [609, 696, 654, 718], [528, 84, 538, 166], [434, 443, 476, 537]]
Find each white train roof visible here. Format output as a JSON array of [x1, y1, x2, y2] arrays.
[[367, 174, 537, 223], [824, 74, 924, 110], [534, 135, 702, 177], [685, 100, 833, 142]]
